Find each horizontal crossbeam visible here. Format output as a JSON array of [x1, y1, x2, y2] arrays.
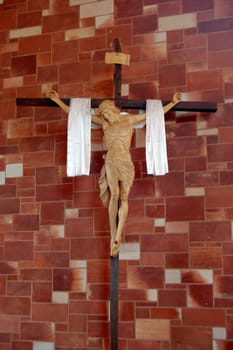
[[16, 97, 217, 113]]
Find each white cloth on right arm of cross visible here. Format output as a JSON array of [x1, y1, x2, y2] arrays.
[[146, 99, 168, 176]]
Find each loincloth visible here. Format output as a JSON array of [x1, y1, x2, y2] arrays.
[[98, 158, 135, 207]]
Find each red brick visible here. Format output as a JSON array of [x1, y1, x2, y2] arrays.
[[28, 0, 49, 10], [188, 284, 213, 307], [87, 261, 110, 284], [43, 12, 79, 32], [155, 172, 184, 197], [66, 217, 93, 237], [158, 289, 186, 307], [198, 18, 233, 33], [0, 316, 19, 334], [141, 234, 188, 253], [133, 15, 158, 35], [227, 315, 233, 338], [79, 36, 106, 52], [17, 85, 42, 98], [215, 275, 233, 297], [158, 1, 182, 16], [190, 221, 231, 241], [168, 47, 207, 65], [88, 320, 109, 338], [182, 270, 210, 284], [48, 119, 67, 134], [20, 268, 52, 281], [215, 298, 233, 308], [52, 40, 78, 63], [13, 215, 39, 231], [159, 64, 186, 87], [50, 238, 69, 251], [166, 253, 189, 268], [125, 61, 158, 84], [186, 171, 218, 187], [215, 0, 233, 16], [41, 202, 64, 225], [0, 9, 17, 30], [208, 144, 233, 162], [168, 136, 206, 158], [71, 237, 109, 260], [74, 191, 102, 208], [21, 322, 53, 341], [34, 106, 61, 122], [87, 284, 110, 300], [24, 152, 54, 167], [129, 82, 158, 100], [5, 241, 33, 261], [32, 282, 51, 302], [60, 61, 91, 84], [119, 321, 134, 338], [182, 308, 225, 326], [7, 281, 31, 296], [128, 340, 160, 350], [214, 340, 233, 350], [166, 197, 204, 221], [223, 256, 233, 274], [182, 0, 214, 12], [190, 246, 222, 269], [94, 207, 109, 232], [18, 11, 42, 28], [188, 70, 223, 91], [53, 268, 85, 292], [35, 252, 69, 267], [36, 167, 60, 184], [171, 326, 212, 350], [0, 199, 19, 214], [0, 185, 16, 198], [151, 308, 179, 319], [0, 262, 16, 275], [12, 55, 36, 76], [36, 184, 73, 201], [56, 332, 86, 348], [19, 34, 52, 55], [125, 216, 154, 234], [130, 178, 154, 198], [119, 301, 134, 321], [206, 186, 233, 208], [0, 99, 16, 121], [223, 242, 233, 255], [209, 31, 233, 51], [92, 61, 113, 82], [0, 297, 30, 315], [70, 314, 87, 332], [32, 303, 68, 322], [128, 265, 164, 289], [16, 177, 34, 196], [37, 65, 58, 83], [115, 0, 142, 17], [70, 300, 107, 315]]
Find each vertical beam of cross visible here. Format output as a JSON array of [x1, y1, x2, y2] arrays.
[[114, 38, 122, 99], [110, 38, 122, 350]]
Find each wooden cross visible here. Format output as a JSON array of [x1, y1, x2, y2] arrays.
[[16, 38, 217, 350]]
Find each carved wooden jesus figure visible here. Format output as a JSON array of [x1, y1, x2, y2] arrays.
[[49, 91, 181, 256]]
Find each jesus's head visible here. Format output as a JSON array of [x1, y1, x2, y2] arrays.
[[97, 100, 120, 125]]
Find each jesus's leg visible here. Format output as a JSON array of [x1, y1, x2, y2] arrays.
[[111, 184, 130, 257]]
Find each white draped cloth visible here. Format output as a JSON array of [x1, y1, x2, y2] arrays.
[[146, 99, 168, 175], [67, 98, 92, 176]]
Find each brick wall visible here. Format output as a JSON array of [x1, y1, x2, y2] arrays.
[[0, 0, 233, 349]]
